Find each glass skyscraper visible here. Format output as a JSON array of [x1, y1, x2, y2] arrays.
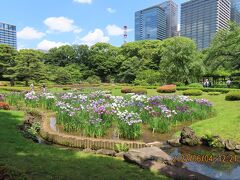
[[159, 0, 178, 37], [181, 0, 232, 49], [135, 6, 166, 40], [231, 0, 240, 24], [0, 22, 17, 49], [135, 0, 178, 41]]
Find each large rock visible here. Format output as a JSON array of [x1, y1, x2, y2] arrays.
[[96, 149, 116, 156], [167, 138, 181, 147], [234, 150, 240, 154], [115, 152, 125, 158], [225, 140, 236, 151], [180, 127, 201, 146], [123, 147, 171, 168], [201, 135, 225, 148], [235, 145, 240, 150], [146, 141, 164, 148], [83, 148, 96, 154]]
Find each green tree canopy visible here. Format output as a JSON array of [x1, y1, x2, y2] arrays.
[[160, 37, 204, 84]]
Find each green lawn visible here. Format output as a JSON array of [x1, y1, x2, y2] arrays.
[[190, 94, 240, 143], [0, 110, 167, 180]]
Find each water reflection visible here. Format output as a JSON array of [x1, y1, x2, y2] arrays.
[[167, 147, 240, 180]]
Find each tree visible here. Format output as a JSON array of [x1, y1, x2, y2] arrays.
[[160, 37, 204, 84], [117, 57, 142, 83], [89, 43, 121, 82], [205, 22, 240, 72], [0, 44, 17, 85], [45, 45, 75, 67], [10, 49, 45, 86], [134, 70, 162, 86]]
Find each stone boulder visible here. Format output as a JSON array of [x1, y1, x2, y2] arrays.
[[123, 147, 171, 168], [180, 127, 201, 146], [146, 141, 164, 148], [83, 148, 96, 154], [225, 140, 236, 151], [167, 138, 181, 147], [96, 149, 116, 156], [115, 152, 125, 158], [201, 135, 225, 148], [235, 145, 240, 150]]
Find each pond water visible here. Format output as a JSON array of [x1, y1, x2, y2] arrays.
[[49, 117, 196, 143], [49, 117, 240, 180], [165, 146, 240, 180]]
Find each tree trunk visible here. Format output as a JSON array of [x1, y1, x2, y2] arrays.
[[10, 79, 15, 86], [25, 80, 29, 87]]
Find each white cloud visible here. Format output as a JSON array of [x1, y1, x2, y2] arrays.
[[44, 17, 82, 33], [73, 0, 92, 4], [37, 40, 69, 51], [17, 27, 45, 40], [107, 8, 116, 13], [106, 24, 133, 36], [79, 29, 109, 46]]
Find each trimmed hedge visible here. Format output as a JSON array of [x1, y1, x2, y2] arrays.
[[188, 83, 203, 88], [121, 87, 133, 94], [177, 87, 235, 94], [157, 84, 176, 93], [208, 92, 221, 96], [225, 91, 240, 101], [183, 89, 203, 96], [132, 88, 147, 95]]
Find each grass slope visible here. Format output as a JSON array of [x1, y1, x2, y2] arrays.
[[190, 94, 240, 143], [0, 110, 167, 180]]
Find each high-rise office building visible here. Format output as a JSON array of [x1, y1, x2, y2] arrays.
[[159, 0, 178, 37], [0, 22, 17, 49], [135, 0, 178, 41], [181, 0, 231, 49], [231, 0, 240, 24], [135, 6, 167, 40]]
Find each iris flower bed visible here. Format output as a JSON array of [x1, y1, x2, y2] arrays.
[[6, 91, 213, 140]]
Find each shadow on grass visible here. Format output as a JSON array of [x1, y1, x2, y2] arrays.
[[0, 110, 166, 180]]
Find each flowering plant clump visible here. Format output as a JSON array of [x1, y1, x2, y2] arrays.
[[5, 90, 213, 140], [0, 102, 10, 110], [157, 84, 176, 93]]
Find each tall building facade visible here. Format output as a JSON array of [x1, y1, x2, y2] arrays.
[[159, 0, 178, 37], [135, 6, 167, 40], [181, 0, 231, 49], [0, 22, 17, 49], [135, 0, 178, 41], [231, 0, 240, 24]]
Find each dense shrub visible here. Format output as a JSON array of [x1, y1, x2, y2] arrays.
[[157, 84, 176, 93], [175, 82, 185, 87], [121, 87, 133, 93], [225, 91, 240, 101], [0, 102, 10, 110], [177, 87, 232, 94], [202, 88, 230, 93], [188, 83, 203, 88], [62, 87, 71, 91], [86, 75, 101, 84], [208, 92, 221, 96], [183, 89, 203, 96], [132, 88, 147, 95], [134, 70, 162, 86]]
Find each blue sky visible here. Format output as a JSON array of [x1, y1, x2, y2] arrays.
[[0, 0, 185, 50]]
